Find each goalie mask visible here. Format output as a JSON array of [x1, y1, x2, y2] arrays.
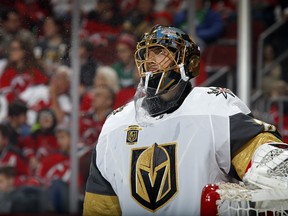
[[134, 25, 200, 125]]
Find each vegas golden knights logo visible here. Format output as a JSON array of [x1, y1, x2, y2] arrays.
[[125, 125, 142, 145], [130, 143, 178, 212]]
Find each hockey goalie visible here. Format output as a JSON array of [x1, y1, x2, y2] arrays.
[[83, 25, 288, 216]]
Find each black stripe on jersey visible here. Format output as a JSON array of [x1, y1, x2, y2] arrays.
[[85, 147, 116, 196], [229, 112, 281, 157]]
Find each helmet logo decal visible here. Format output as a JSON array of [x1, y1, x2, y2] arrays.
[[125, 125, 142, 145], [207, 87, 235, 99], [130, 142, 178, 212], [161, 29, 177, 36]]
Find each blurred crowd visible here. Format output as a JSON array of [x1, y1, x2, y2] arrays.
[[0, 0, 287, 214]]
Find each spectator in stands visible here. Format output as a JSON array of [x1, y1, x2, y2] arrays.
[[0, 166, 16, 213], [80, 86, 115, 146], [36, 16, 69, 76], [94, 66, 120, 94], [210, 0, 237, 21], [113, 33, 137, 89], [122, 0, 156, 39], [0, 166, 15, 193], [0, 37, 48, 103], [18, 65, 71, 125], [36, 122, 90, 213], [78, 39, 100, 89], [2, 101, 28, 148], [80, 0, 122, 41], [79, 65, 119, 113], [91, 90, 113, 115], [194, 0, 226, 42], [0, 8, 36, 59], [14, 0, 51, 32], [0, 164, 48, 214], [270, 81, 288, 99], [0, 123, 29, 177], [22, 109, 58, 173], [65, 39, 100, 112], [80, 65, 121, 112], [262, 43, 282, 93], [269, 80, 288, 143], [174, 0, 225, 49], [36, 124, 70, 213], [48, 65, 72, 124]]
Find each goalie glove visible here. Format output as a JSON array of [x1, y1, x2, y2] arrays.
[[243, 142, 288, 190]]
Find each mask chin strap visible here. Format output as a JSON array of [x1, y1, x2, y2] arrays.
[[179, 63, 189, 81], [144, 71, 152, 93]]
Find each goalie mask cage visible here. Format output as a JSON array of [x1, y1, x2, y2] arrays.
[[201, 182, 288, 216]]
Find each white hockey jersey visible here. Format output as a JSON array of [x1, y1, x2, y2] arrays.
[[84, 87, 281, 216]]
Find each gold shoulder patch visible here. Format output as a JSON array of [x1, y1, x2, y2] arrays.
[[232, 132, 282, 179]]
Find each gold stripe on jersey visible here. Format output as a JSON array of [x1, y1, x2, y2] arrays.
[[83, 192, 121, 216], [232, 132, 282, 179]]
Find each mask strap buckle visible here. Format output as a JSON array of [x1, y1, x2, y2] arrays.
[[144, 72, 152, 92], [179, 63, 189, 81]]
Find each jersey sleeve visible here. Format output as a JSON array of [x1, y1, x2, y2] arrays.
[[207, 89, 283, 180], [83, 147, 121, 216], [229, 112, 282, 180]]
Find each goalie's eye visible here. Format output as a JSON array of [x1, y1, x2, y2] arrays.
[[147, 47, 170, 60], [149, 47, 163, 55]]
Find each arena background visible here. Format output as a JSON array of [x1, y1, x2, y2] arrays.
[[0, 0, 287, 215]]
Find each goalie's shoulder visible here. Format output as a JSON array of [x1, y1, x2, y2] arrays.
[[188, 87, 250, 115], [192, 86, 237, 101], [102, 101, 135, 132]]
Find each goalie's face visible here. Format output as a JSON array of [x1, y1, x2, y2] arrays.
[[145, 47, 174, 75], [135, 44, 179, 97]]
